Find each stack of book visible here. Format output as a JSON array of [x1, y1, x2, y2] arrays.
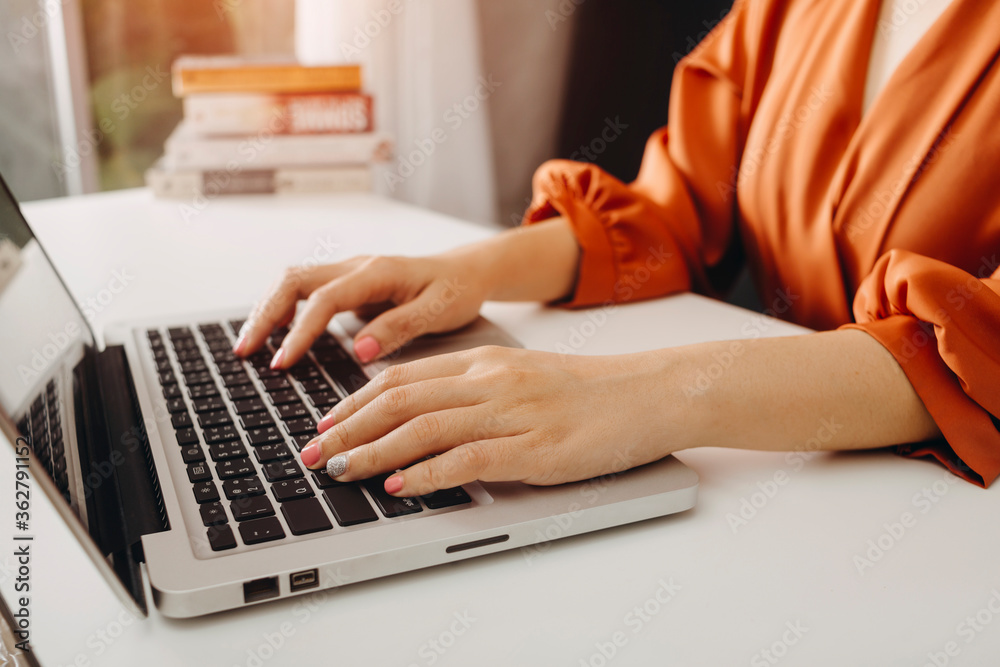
[[148, 56, 391, 198]]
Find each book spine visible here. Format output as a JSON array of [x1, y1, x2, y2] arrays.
[[147, 166, 373, 197], [172, 64, 362, 96], [183, 93, 374, 136], [163, 133, 393, 170]]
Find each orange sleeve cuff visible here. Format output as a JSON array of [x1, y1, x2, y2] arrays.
[[523, 160, 691, 309], [842, 316, 1000, 488]]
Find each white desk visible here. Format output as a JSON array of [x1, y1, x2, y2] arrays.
[[2, 190, 998, 666]]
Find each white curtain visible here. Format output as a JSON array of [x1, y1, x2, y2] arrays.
[[295, 0, 498, 226]]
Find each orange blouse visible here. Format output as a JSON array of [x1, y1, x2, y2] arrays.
[[524, 0, 1000, 486]]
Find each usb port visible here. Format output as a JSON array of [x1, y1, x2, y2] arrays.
[[243, 576, 279, 604], [290, 568, 319, 592]]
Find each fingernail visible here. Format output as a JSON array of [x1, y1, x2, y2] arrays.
[[354, 336, 380, 364], [384, 475, 404, 495], [317, 413, 336, 434], [300, 442, 321, 467], [232, 334, 247, 355], [327, 453, 349, 479], [270, 348, 286, 370]]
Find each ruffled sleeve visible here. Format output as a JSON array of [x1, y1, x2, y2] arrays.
[[842, 249, 1000, 487], [523, 0, 757, 307]]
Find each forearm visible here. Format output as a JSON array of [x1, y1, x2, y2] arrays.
[[649, 329, 941, 454], [445, 217, 580, 303]]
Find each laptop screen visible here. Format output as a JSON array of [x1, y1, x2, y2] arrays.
[[0, 176, 94, 416]]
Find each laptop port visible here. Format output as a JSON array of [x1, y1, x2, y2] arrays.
[[290, 568, 319, 593], [243, 577, 280, 604]]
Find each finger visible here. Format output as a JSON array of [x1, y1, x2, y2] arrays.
[[320, 354, 473, 432], [384, 438, 520, 497], [301, 375, 483, 469], [236, 264, 343, 356], [273, 261, 412, 368], [323, 405, 502, 483], [351, 287, 470, 361]]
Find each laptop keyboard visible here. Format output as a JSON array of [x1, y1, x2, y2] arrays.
[[148, 320, 471, 553], [16, 380, 70, 503]]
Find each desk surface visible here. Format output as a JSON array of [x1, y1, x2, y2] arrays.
[[2, 190, 998, 666]]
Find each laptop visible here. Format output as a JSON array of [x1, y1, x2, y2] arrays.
[[0, 172, 698, 619]]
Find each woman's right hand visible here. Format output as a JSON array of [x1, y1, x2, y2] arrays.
[[234, 251, 491, 369]]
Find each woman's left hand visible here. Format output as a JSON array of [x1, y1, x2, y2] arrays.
[[298, 345, 684, 496]]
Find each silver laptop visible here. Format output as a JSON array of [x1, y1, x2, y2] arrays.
[[0, 173, 698, 619]]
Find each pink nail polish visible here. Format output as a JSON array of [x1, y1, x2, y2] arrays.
[[354, 336, 380, 364], [384, 475, 404, 495], [232, 334, 247, 355], [317, 413, 336, 434], [270, 348, 286, 370], [300, 443, 321, 467]]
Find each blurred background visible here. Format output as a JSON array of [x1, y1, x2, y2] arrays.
[[0, 0, 732, 226]]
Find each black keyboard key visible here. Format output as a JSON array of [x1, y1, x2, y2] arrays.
[[159, 370, 177, 385], [254, 443, 292, 463], [170, 412, 193, 429], [271, 478, 314, 502], [179, 359, 208, 374], [187, 462, 212, 483], [162, 383, 182, 400], [168, 326, 193, 339], [277, 403, 312, 420], [289, 364, 322, 380], [174, 427, 199, 445], [207, 524, 237, 551], [183, 371, 214, 386], [180, 444, 206, 464], [242, 413, 276, 429], [421, 487, 472, 509], [223, 476, 265, 499], [212, 349, 238, 365], [254, 367, 284, 380], [209, 441, 247, 461], [281, 497, 333, 535], [365, 478, 422, 517], [221, 371, 252, 387], [228, 385, 259, 401], [215, 360, 244, 375], [217, 457, 255, 480], [203, 424, 239, 444], [175, 348, 203, 363], [198, 410, 233, 428], [188, 383, 220, 400], [307, 390, 340, 408], [267, 389, 300, 405], [165, 398, 188, 414], [193, 481, 220, 504], [231, 495, 275, 521], [322, 486, 378, 526], [299, 378, 331, 394], [229, 319, 246, 333], [246, 426, 283, 446], [239, 516, 285, 545], [291, 433, 315, 451], [192, 395, 227, 414], [155, 358, 173, 373], [200, 502, 228, 526], [262, 377, 292, 392], [233, 397, 267, 415], [312, 471, 342, 488], [283, 417, 317, 435], [263, 460, 303, 482], [312, 401, 340, 415]]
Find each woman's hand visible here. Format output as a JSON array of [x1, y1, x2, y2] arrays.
[[234, 217, 582, 369], [298, 346, 682, 497], [235, 252, 491, 368]]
